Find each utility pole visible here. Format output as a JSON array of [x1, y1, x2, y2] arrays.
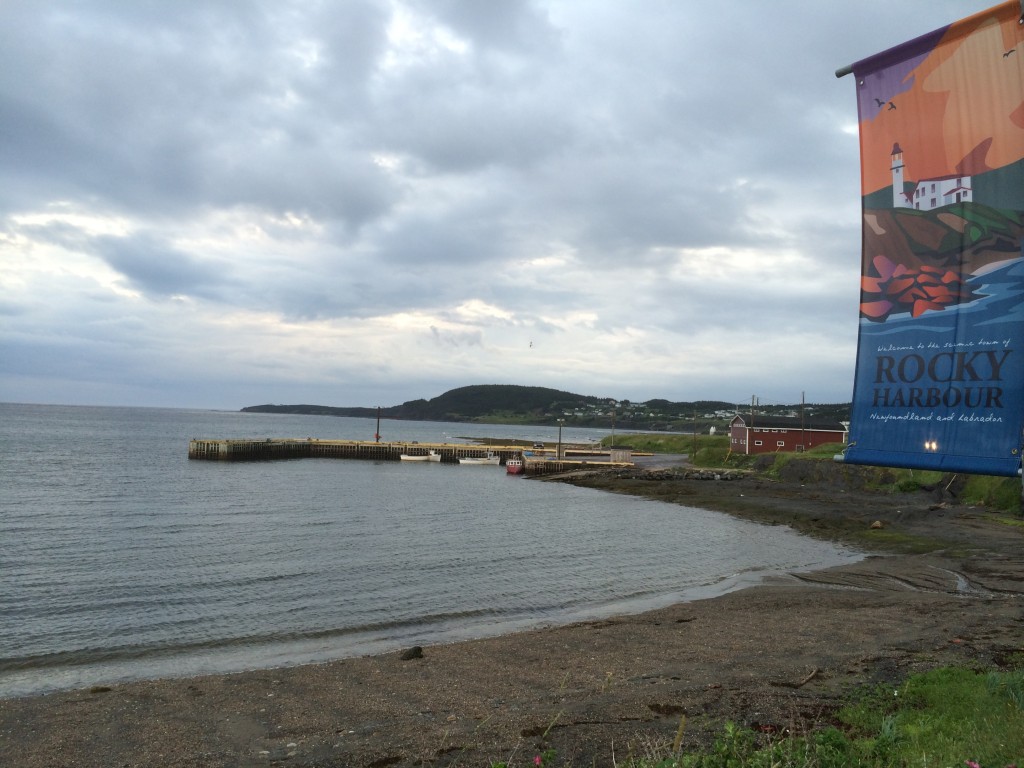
[[692, 409, 698, 459], [800, 391, 806, 452]]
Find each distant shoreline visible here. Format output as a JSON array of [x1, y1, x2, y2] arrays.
[[239, 385, 852, 433]]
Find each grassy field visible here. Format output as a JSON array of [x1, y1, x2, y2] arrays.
[[491, 667, 1024, 767], [627, 666, 1024, 768], [602, 433, 1022, 514]]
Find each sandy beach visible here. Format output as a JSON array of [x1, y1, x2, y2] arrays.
[[2, 462, 1022, 767]]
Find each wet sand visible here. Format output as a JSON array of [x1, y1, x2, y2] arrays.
[[2, 464, 1022, 767]]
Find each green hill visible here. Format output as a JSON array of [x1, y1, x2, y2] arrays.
[[242, 385, 610, 423], [242, 385, 850, 431]]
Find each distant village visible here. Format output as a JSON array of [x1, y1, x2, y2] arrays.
[[554, 398, 850, 456], [555, 398, 847, 425]]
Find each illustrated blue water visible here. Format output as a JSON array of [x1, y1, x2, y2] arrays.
[[0, 403, 862, 698]]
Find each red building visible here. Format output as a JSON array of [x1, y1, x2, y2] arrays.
[[728, 414, 847, 455]]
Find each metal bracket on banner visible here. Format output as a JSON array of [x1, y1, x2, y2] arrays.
[[1019, 0, 1024, 24]]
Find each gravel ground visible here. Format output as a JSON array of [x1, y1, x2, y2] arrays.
[[2, 462, 1022, 768]]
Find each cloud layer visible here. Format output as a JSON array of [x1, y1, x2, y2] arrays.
[[0, 1, 972, 408]]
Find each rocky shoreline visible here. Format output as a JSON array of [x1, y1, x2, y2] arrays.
[[2, 462, 1022, 767]]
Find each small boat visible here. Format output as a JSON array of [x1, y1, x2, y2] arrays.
[[427, 450, 442, 462], [458, 452, 500, 466], [506, 456, 524, 475], [399, 453, 430, 462]]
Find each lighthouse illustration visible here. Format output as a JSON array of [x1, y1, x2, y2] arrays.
[[890, 143, 972, 211]]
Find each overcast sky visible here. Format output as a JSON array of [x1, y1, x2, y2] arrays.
[[0, 1, 979, 410]]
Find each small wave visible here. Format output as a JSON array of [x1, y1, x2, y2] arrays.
[[0, 606, 510, 676]]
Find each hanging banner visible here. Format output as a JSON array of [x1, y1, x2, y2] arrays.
[[845, 1, 1024, 475]]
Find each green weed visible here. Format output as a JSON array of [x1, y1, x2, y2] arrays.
[[616, 667, 1024, 768]]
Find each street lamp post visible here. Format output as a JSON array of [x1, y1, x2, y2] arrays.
[[557, 419, 564, 459]]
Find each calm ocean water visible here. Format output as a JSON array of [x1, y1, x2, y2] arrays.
[[0, 403, 862, 698]]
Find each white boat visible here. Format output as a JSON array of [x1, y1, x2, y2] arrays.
[[458, 452, 500, 466], [427, 450, 442, 462], [400, 453, 430, 462]]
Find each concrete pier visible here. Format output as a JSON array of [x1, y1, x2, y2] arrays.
[[189, 439, 512, 463], [187, 438, 633, 475]]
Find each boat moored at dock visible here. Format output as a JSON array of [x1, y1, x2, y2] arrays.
[[401, 449, 442, 462], [458, 451, 500, 466]]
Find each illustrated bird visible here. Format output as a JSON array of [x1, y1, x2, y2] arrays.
[[1004, 48, 1016, 58], [887, 101, 897, 110], [874, 98, 886, 107]]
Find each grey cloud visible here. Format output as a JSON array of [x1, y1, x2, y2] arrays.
[[429, 325, 483, 347], [11, 220, 232, 302], [407, 0, 561, 55], [0, 0, 980, 408], [0, 1, 394, 219], [206, 146, 401, 229], [94, 234, 229, 299], [0, 299, 30, 318]]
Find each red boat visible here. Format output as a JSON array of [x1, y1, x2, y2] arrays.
[[505, 456, 524, 475]]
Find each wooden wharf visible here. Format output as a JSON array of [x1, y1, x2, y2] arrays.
[[187, 438, 634, 476]]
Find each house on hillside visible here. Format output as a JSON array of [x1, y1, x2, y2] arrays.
[[729, 414, 847, 456], [890, 142, 972, 211]]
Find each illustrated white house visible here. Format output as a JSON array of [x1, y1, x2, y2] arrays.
[[891, 143, 972, 211]]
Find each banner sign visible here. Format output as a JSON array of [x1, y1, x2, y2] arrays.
[[846, 1, 1024, 475]]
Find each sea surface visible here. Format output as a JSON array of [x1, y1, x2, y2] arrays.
[[0, 403, 863, 699]]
